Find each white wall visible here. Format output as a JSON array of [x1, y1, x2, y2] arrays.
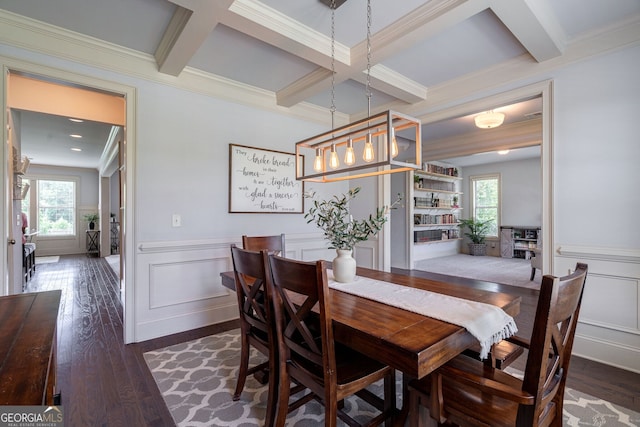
[[1, 27, 638, 371], [551, 45, 640, 373], [463, 157, 542, 228], [24, 164, 99, 256]]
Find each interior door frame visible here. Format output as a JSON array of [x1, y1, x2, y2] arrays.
[[416, 80, 553, 275], [1, 56, 138, 343]]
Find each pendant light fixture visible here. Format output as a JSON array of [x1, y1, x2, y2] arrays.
[[295, 0, 422, 183]]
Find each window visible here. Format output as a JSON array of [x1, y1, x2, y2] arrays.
[[470, 174, 500, 238], [34, 178, 78, 236]]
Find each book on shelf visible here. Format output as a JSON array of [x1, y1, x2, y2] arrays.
[[423, 163, 459, 177]]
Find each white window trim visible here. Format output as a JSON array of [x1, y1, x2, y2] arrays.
[[24, 174, 80, 240], [469, 173, 501, 239]]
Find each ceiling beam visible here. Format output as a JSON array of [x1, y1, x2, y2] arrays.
[[489, 0, 565, 62], [276, 0, 483, 108], [155, 0, 233, 76]]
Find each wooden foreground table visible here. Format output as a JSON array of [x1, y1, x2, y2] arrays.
[[0, 290, 61, 405], [221, 266, 520, 424]]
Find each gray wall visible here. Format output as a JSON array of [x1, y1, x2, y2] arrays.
[[463, 156, 541, 228], [1, 30, 638, 371], [25, 165, 99, 256]]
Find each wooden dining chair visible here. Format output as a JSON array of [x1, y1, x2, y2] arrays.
[[408, 263, 589, 427], [229, 245, 278, 427], [242, 234, 286, 256], [267, 255, 396, 427]]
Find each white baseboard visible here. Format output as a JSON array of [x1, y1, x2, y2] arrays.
[[573, 334, 640, 374], [136, 302, 239, 342]]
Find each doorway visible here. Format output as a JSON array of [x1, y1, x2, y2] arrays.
[[391, 81, 553, 275], [2, 59, 137, 343]]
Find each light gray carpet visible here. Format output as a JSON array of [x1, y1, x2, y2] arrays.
[[144, 329, 640, 426], [415, 254, 542, 289]]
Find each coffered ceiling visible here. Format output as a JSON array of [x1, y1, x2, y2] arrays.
[[1, 0, 638, 168]]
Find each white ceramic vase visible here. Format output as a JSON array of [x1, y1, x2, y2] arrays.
[[332, 249, 356, 283]]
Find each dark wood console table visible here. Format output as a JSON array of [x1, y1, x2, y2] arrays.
[[0, 290, 61, 405]]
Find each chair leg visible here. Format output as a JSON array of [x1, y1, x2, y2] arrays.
[[274, 370, 292, 427], [233, 332, 251, 400], [324, 391, 338, 427], [264, 359, 278, 427], [530, 267, 536, 281]]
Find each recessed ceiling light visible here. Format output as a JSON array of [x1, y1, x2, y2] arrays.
[[70, 134, 82, 139], [71, 148, 82, 152], [69, 118, 84, 123], [498, 150, 510, 155]]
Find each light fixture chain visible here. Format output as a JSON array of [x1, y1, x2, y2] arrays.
[[366, 0, 372, 117], [330, 0, 336, 130]]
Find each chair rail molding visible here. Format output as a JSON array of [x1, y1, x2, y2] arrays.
[[556, 244, 640, 264]]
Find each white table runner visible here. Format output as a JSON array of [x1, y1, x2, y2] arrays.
[[327, 271, 517, 360]]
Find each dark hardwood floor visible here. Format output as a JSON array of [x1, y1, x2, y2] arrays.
[[24, 255, 639, 426]]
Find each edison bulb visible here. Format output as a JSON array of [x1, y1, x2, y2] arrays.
[[313, 148, 323, 172], [390, 128, 399, 158], [363, 134, 375, 162], [329, 144, 339, 169], [344, 138, 355, 165]]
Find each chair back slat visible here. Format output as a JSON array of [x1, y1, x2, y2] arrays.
[[242, 234, 286, 256], [519, 263, 588, 424], [268, 255, 334, 382], [230, 245, 271, 336]]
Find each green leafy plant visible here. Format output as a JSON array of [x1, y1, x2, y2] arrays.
[[305, 187, 402, 250], [458, 217, 492, 244], [84, 213, 99, 223]]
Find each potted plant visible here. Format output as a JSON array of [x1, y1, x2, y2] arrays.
[[458, 217, 492, 256], [305, 187, 401, 282], [414, 174, 422, 188], [84, 213, 99, 230]]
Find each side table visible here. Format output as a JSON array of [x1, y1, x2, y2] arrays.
[[86, 229, 100, 256]]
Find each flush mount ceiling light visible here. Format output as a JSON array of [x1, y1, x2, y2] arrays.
[[474, 110, 505, 129], [295, 0, 421, 183]]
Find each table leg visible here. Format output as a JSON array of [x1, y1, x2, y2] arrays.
[[393, 374, 411, 427]]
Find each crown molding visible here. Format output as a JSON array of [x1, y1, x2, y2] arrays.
[[403, 14, 640, 118], [0, 9, 341, 126], [228, 0, 350, 67], [1, 8, 638, 127]]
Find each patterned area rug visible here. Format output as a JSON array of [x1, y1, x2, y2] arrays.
[[144, 329, 640, 426]]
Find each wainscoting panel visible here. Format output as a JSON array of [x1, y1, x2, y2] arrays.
[[135, 240, 239, 342], [149, 258, 230, 309], [354, 245, 376, 269], [580, 274, 638, 331], [134, 234, 330, 342], [555, 244, 640, 373]]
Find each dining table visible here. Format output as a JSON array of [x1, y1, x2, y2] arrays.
[[220, 265, 521, 425]]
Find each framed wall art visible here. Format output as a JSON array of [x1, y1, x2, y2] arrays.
[[228, 144, 304, 213]]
